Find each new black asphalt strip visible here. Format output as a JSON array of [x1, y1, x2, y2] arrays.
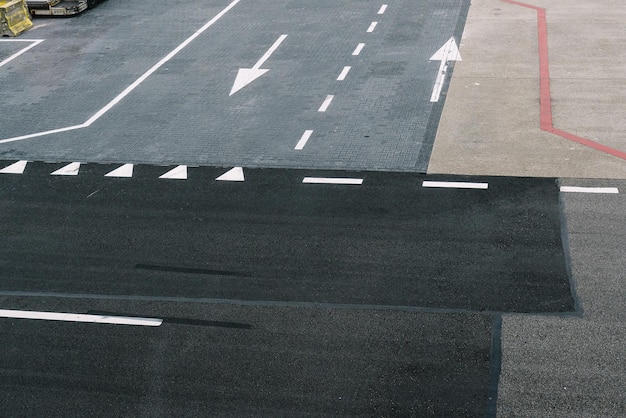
[[0, 163, 573, 313], [0, 163, 574, 416]]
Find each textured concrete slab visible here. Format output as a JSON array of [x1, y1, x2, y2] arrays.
[[429, 0, 626, 178]]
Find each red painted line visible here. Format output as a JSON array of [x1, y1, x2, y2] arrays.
[[502, 0, 626, 161]]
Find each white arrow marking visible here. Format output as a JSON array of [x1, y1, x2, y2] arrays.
[[216, 167, 245, 182], [159, 165, 187, 179], [105, 163, 134, 178], [429, 37, 462, 102], [51, 162, 81, 176], [230, 34, 288, 96], [0, 160, 28, 174]]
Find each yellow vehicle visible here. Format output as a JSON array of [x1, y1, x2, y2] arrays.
[[0, 0, 33, 36]]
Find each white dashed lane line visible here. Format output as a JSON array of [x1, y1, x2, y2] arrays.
[[352, 43, 365, 56], [560, 186, 619, 194], [378, 4, 388, 14], [367, 22, 378, 33], [422, 181, 489, 190], [337, 66, 351, 81], [302, 177, 364, 185], [295, 130, 314, 150], [318, 95, 335, 112], [0, 309, 163, 327]]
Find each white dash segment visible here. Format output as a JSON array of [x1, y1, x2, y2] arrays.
[[0, 160, 28, 174], [51, 162, 81, 176], [337, 66, 351, 81], [105, 163, 134, 178], [352, 43, 365, 56], [560, 186, 619, 194], [216, 166, 245, 182], [378, 4, 388, 14], [318, 95, 334, 112], [295, 130, 314, 150], [303, 177, 363, 185], [0, 309, 162, 327], [367, 22, 378, 33], [159, 165, 187, 179], [422, 181, 488, 190]]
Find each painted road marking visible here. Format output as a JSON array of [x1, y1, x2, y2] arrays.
[[0, 0, 241, 145], [0, 160, 27, 174], [378, 4, 388, 14], [51, 162, 81, 176], [0, 39, 45, 69], [429, 37, 462, 103], [560, 186, 619, 194], [422, 181, 488, 189], [216, 167, 245, 182], [105, 164, 134, 178], [318, 95, 335, 112], [159, 165, 188, 179], [230, 34, 288, 95], [0, 309, 162, 327], [352, 43, 365, 56], [303, 177, 364, 185], [337, 66, 351, 81], [367, 22, 378, 33], [295, 130, 314, 150]]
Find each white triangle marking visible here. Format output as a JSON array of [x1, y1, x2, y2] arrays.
[[105, 164, 134, 178], [159, 165, 187, 179], [216, 167, 245, 182], [51, 162, 81, 176], [430, 37, 462, 62], [0, 160, 28, 174]]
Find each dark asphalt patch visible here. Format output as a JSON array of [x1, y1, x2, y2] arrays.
[[0, 164, 573, 313]]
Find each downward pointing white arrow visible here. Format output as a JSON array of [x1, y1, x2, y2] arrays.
[[230, 34, 287, 96], [429, 37, 462, 102]]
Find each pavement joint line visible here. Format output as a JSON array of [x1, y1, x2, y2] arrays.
[[0, 0, 241, 145], [560, 186, 619, 194], [0, 290, 583, 317], [422, 180, 489, 189], [0, 308, 162, 327]]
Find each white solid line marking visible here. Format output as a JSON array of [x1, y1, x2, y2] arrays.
[[0, 0, 241, 144], [105, 163, 134, 178], [422, 181, 488, 189], [378, 4, 388, 14], [0, 309, 162, 327], [159, 165, 188, 179], [216, 167, 245, 182], [352, 43, 365, 56], [337, 66, 351, 81], [318, 95, 334, 112], [0, 39, 45, 69], [295, 130, 314, 150], [0, 160, 28, 174], [303, 177, 363, 185], [367, 22, 378, 33], [51, 162, 81, 176], [560, 186, 619, 194]]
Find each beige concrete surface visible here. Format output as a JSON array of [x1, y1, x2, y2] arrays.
[[429, 0, 626, 178]]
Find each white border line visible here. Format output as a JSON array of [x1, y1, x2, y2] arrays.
[[0, 309, 162, 327], [560, 186, 619, 194], [0, 39, 45, 69], [0, 0, 241, 145]]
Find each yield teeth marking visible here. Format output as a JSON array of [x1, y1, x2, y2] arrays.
[[105, 164, 134, 178], [216, 167, 245, 182], [159, 165, 188, 179], [51, 162, 81, 176], [0, 160, 28, 174]]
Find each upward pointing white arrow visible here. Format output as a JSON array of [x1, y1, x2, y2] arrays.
[[429, 37, 462, 103], [230, 34, 288, 96]]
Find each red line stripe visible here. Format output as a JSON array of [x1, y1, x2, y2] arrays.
[[501, 0, 626, 160]]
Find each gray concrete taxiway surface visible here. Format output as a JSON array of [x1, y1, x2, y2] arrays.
[[1, 0, 626, 416]]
